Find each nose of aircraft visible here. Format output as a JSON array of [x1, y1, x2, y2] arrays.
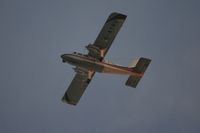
[[60, 54, 65, 59], [61, 54, 73, 63], [61, 54, 68, 63]]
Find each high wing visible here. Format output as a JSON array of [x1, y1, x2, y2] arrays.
[[62, 67, 95, 105], [62, 13, 126, 105], [87, 12, 127, 60]]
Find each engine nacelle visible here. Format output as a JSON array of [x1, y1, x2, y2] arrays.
[[86, 44, 106, 59], [86, 44, 100, 55]]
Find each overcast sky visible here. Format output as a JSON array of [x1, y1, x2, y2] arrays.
[[1, 0, 200, 133]]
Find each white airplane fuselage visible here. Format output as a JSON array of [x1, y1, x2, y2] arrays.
[[61, 53, 143, 77]]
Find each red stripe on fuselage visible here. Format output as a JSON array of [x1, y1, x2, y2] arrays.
[[71, 53, 144, 76]]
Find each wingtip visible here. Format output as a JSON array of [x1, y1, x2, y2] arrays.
[[106, 12, 127, 23], [140, 57, 152, 62], [110, 12, 127, 18], [62, 95, 77, 106]]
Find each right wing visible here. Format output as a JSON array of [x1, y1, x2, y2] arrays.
[[62, 67, 95, 105], [87, 12, 127, 60]]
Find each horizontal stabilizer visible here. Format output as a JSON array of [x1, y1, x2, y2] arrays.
[[126, 57, 151, 88], [126, 75, 142, 88]]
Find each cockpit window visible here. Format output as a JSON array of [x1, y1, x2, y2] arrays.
[[73, 52, 84, 56]]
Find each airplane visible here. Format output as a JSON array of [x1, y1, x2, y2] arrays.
[[61, 12, 151, 105]]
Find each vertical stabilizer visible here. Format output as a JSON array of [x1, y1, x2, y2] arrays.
[[128, 58, 139, 68]]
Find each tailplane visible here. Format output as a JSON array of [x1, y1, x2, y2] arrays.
[[126, 57, 151, 88]]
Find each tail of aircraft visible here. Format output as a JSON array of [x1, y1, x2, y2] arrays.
[[125, 57, 151, 88]]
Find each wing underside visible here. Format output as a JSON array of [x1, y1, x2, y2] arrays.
[[88, 12, 127, 60], [62, 68, 95, 105], [62, 12, 127, 105]]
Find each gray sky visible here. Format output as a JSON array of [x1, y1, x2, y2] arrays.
[[1, 0, 200, 133]]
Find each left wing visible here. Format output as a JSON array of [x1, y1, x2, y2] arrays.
[[62, 67, 95, 105], [87, 12, 127, 60]]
